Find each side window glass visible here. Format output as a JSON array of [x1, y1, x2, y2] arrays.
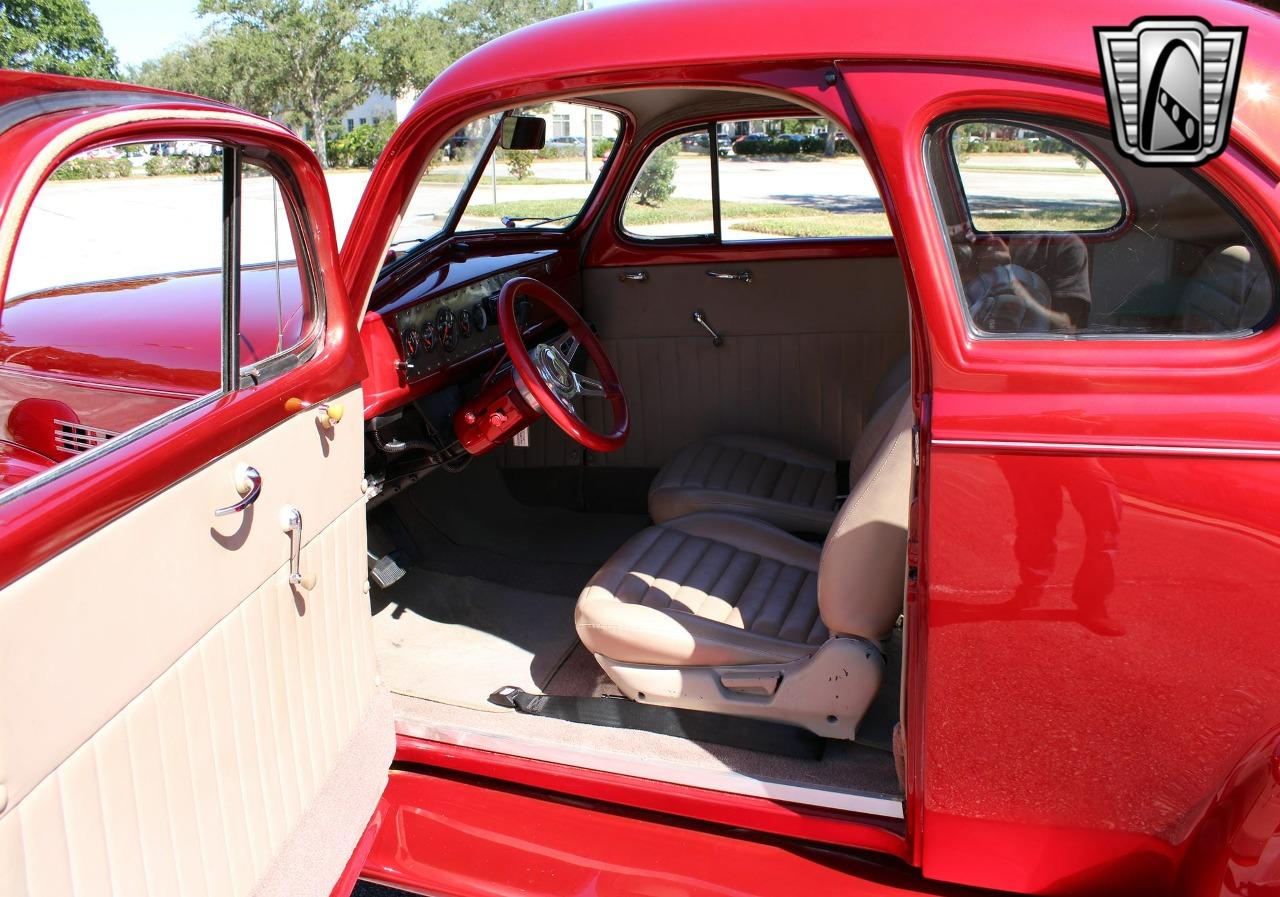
[[620, 131, 713, 239], [719, 117, 890, 241], [950, 124, 1123, 233], [240, 161, 314, 372], [929, 118, 1274, 336], [621, 118, 891, 243], [0, 140, 317, 486]]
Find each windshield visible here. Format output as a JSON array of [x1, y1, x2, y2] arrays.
[[386, 114, 500, 252], [383, 104, 621, 273], [454, 103, 621, 235]]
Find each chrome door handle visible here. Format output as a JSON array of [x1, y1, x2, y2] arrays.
[[280, 505, 317, 590], [214, 464, 261, 516], [618, 270, 648, 282], [692, 309, 724, 347], [706, 270, 752, 284]]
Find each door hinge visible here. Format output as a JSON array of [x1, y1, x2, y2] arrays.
[[912, 424, 920, 468]]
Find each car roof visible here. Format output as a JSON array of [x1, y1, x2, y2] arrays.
[[410, 0, 1280, 163]]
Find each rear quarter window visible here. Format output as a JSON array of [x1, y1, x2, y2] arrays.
[[928, 118, 1274, 337]]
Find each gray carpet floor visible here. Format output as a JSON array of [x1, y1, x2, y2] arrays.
[[371, 457, 903, 801], [372, 569, 579, 712]]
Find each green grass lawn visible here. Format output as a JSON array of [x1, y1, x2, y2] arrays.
[[969, 205, 1120, 232], [464, 195, 1113, 238], [421, 172, 587, 186]]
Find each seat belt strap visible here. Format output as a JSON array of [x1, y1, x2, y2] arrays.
[[490, 686, 825, 760]]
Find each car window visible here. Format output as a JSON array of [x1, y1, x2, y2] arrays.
[[0, 140, 316, 487], [455, 103, 621, 233], [387, 113, 498, 252], [928, 118, 1275, 336], [619, 131, 714, 239], [950, 123, 1124, 233], [621, 117, 892, 243]]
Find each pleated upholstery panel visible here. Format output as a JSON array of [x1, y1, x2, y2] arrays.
[[581, 257, 909, 469], [576, 513, 827, 667], [0, 386, 392, 897], [648, 434, 837, 533], [0, 504, 391, 897]]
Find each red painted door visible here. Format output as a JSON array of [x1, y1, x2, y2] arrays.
[[845, 63, 1280, 897], [0, 79, 391, 897]]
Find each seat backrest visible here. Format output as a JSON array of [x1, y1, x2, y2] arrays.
[[818, 387, 913, 640], [850, 355, 909, 481], [1180, 244, 1271, 333]]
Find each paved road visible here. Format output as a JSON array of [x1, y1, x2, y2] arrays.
[[8, 155, 1115, 298]]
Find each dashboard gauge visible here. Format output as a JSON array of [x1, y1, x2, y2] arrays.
[[472, 301, 489, 333], [436, 308, 458, 352], [419, 320, 436, 353], [458, 305, 473, 339], [401, 328, 420, 356]]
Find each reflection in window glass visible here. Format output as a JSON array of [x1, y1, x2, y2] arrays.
[[620, 132, 713, 239], [456, 103, 621, 234], [929, 118, 1274, 336], [240, 162, 312, 368]]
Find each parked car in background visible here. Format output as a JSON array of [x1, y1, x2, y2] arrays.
[[1, 2, 1279, 897]]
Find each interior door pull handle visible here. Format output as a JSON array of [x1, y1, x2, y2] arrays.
[[619, 270, 648, 282], [692, 309, 724, 347], [706, 270, 752, 284], [214, 465, 262, 516]]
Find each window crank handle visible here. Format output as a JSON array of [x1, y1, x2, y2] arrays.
[[280, 506, 317, 591], [692, 309, 724, 347]]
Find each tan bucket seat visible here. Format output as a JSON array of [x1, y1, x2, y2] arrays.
[[575, 393, 913, 740], [647, 356, 909, 535]]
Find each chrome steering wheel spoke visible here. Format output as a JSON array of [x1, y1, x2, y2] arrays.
[[551, 330, 579, 363], [573, 372, 607, 398]]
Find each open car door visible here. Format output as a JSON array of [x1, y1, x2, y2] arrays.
[[0, 78, 392, 896]]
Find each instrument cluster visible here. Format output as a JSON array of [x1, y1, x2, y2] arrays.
[[394, 269, 530, 382]]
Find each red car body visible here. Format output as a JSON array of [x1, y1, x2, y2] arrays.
[[1, 1, 1279, 896]]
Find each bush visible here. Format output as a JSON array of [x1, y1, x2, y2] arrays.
[[51, 156, 132, 180], [593, 137, 615, 159], [504, 149, 535, 180], [141, 153, 221, 177], [328, 119, 395, 169], [536, 143, 582, 159], [631, 138, 679, 206]]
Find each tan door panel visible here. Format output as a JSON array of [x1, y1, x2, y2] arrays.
[[0, 386, 392, 897], [578, 257, 909, 468]]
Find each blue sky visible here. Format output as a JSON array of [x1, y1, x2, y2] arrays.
[[90, 0, 641, 68]]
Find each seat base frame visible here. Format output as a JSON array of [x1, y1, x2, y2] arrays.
[[595, 636, 885, 741]]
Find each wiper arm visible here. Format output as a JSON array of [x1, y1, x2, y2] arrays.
[[501, 213, 578, 229]]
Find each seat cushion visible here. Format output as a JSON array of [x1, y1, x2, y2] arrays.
[[648, 435, 838, 535], [575, 512, 827, 667]]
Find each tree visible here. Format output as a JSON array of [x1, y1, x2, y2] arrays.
[[0, 0, 118, 79], [432, 0, 577, 60], [631, 138, 678, 206], [135, 0, 444, 167]]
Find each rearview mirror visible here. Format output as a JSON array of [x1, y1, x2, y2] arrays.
[[500, 115, 546, 151]]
